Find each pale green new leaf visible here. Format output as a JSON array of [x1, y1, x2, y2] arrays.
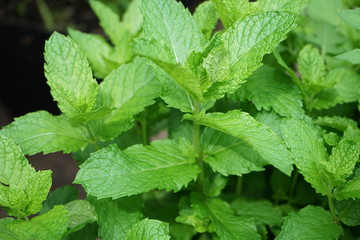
[[211, 0, 259, 28], [0, 111, 90, 155], [190, 194, 261, 240], [314, 116, 358, 132], [0, 135, 52, 218], [89, 0, 123, 45], [231, 199, 284, 226], [185, 110, 293, 176], [68, 28, 116, 78], [44, 32, 98, 117], [298, 44, 326, 88], [7, 206, 68, 240], [201, 127, 267, 176], [75, 139, 200, 199], [193, 1, 218, 39], [90, 196, 143, 240], [335, 49, 360, 64], [122, 0, 143, 35], [239, 65, 304, 118], [276, 206, 342, 240], [334, 179, 360, 200], [137, 0, 205, 65], [125, 219, 170, 240], [258, 0, 310, 14], [281, 119, 333, 195], [204, 12, 297, 100], [65, 200, 97, 233], [94, 57, 161, 140], [338, 8, 360, 29]]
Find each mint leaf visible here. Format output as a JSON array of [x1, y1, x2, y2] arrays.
[[335, 199, 360, 226], [231, 199, 283, 226], [90, 196, 143, 240], [0, 111, 90, 155], [281, 119, 333, 195], [94, 57, 161, 140], [0, 135, 52, 218], [121, 0, 142, 35], [211, 0, 258, 28], [239, 65, 304, 118], [335, 49, 360, 64], [334, 179, 360, 200], [276, 206, 342, 240], [338, 8, 360, 29], [125, 219, 170, 240], [68, 28, 116, 78], [75, 139, 200, 198], [204, 11, 297, 100], [40, 185, 78, 215], [65, 200, 97, 233], [258, 0, 310, 14], [0, 218, 21, 240], [201, 127, 266, 176], [193, 1, 218, 39], [44, 32, 98, 117], [314, 116, 358, 132], [185, 110, 293, 176], [332, 68, 360, 103], [136, 0, 205, 65], [7, 205, 68, 240]]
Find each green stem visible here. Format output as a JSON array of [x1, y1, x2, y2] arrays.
[[193, 101, 204, 190], [236, 176, 243, 196], [328, 193, 339, 224], [85, 124, 100, 150], [35, 0, 54, 31], [289, 168, 299, 199]]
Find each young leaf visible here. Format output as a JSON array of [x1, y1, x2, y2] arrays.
[[75, 139, 200, 199], [185, 110, 293, 176], [258, 0, 310, 14], [125, 219, 170, 240], [331, 68, 360, 103], [40, 185, 78, 215], [238, 65, 304, 118], [121, 0, 143, 35], [44, 32, 98, 117], [68, 28, 116, 78], [281, 119, 333, 195], [231, 199, 284, 227], [0, 135, 52, 218], [335, 49, 360, 64], [314, 116, 358, 132], [337, 8, 360, 29], [334, 179, 360, 200], [136, 0, 205, 65], [204, 11, 297, 100], [89, 196, 143, 240], [0, 111, 90, 155], [94, 57, 161, 140], [276, 206, 342, 240], [7, 205, 69, 240], [193, 1, 218, 39], [201, 127, 266, 176], [65, 200, 97, 233]]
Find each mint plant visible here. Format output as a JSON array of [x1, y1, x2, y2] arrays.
[[1, 0, 360, 239]]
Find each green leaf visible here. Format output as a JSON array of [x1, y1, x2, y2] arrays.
[[193, 1, 218, 39], [185, 110, 293, 176], [0, 135, 52, 218], [44, 32, 98, 117], [211, 0, 258, 28], [125, 219, 170, 240], [201, 127, 266, 176], [121, 0, 143, 35], [258, 0, 310, 14], [40, 185, 78, 215], [307, 0, 346, 26], [338, 8, 360, 29], [189, 194, 261, 240], [239, 65, 304, 118], [334, 179, 360, 200], [204, 11, 297, 100], [136, 0, 205, 65], [298, 44, 326, 88], [330, 68, 360, 103], [314, 116, 358, 132], [90, 196, 143, 240], [65, 200, 97, 233], [335, 199, 360, 226], [7, 206, 69, 240], [75, 139, 200, 199], [335, 49, 360, 64], [203, 173, 228, 197], [94, 57, 161, 140], [276, 206, 342, 240], [0, 111, 90, 155], [89, 0, 123, 45], [68, 28, 116, 78], [281, 119, 333, 195], [231, 199, 284, 226]]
